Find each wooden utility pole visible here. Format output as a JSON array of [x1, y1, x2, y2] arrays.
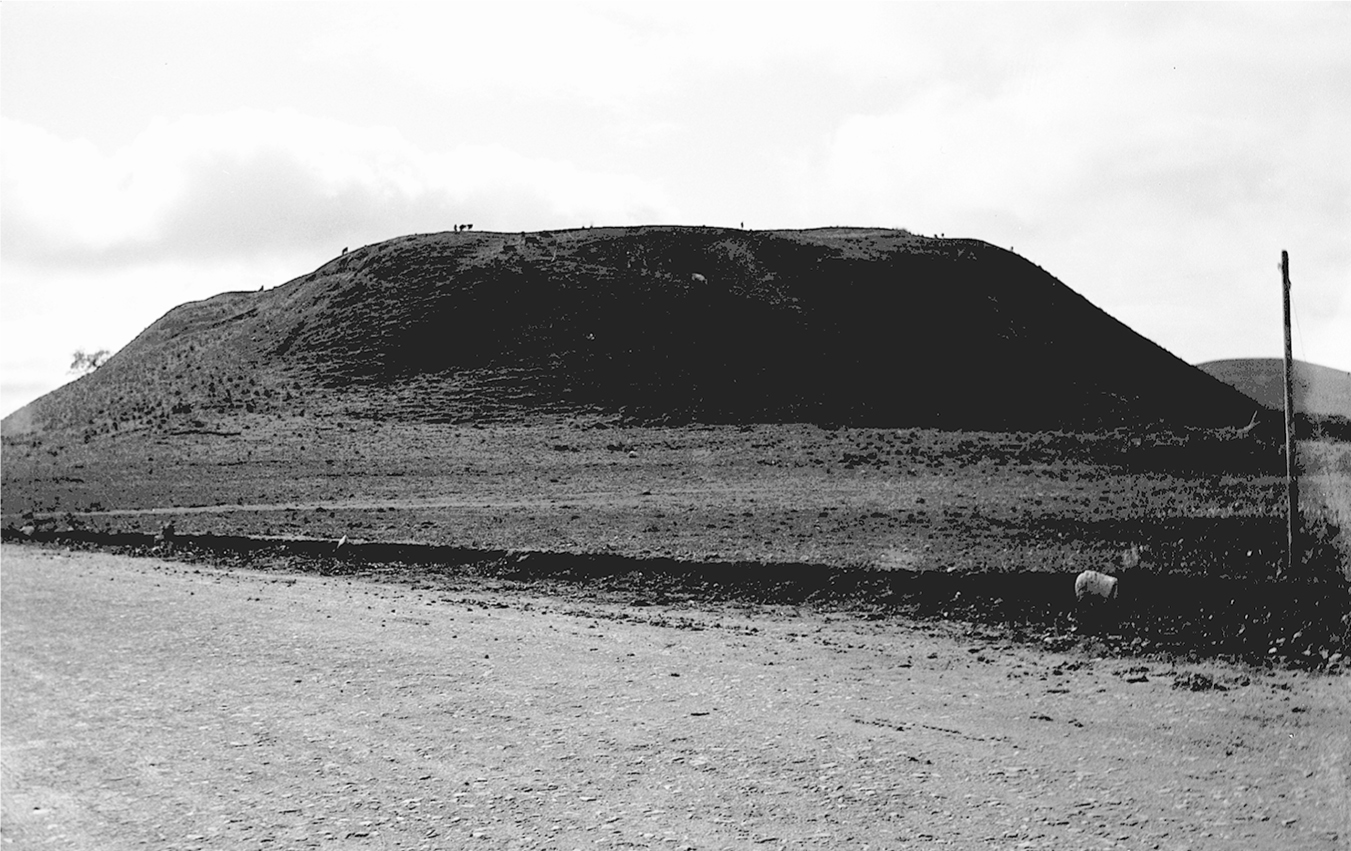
[[1281, 250, 1299, 579]]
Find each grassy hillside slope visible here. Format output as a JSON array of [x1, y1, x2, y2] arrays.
[[3, 226, 1259, 439], [1198, 359, 1351, 420]]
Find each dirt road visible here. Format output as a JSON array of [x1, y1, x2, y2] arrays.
[[3, 544, 1347, 850]]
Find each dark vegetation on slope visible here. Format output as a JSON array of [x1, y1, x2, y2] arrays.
[[5, 226, 1263, 439]]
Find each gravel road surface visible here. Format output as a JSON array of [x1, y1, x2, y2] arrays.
[[3, 545, 1347, 849]]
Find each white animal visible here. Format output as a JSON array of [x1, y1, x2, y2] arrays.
[[1074, 569, 1118, 602], [1075, 544, 1144, 603]]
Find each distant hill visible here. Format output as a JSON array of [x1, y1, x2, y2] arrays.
[[1197, 359, 1351, 420], [2, 226, 1261, 438]]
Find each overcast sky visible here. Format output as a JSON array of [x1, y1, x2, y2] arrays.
[[3, 2, 1348, 418]]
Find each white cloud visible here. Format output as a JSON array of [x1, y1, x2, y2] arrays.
[[3, 2, 1347, 422], [2, 119, 162, 253], [820, 85, 1089, 230], [308, 4, 802, 108], [2, 110, 676, 268]]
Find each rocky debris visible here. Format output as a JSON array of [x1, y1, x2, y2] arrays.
[[1172, 671, 1227, 691]]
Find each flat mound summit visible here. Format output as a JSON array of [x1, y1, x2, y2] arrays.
[[5, 226, 1258, 438]]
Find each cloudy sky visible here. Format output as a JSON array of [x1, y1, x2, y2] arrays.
[[3, 2, 1348, 418]]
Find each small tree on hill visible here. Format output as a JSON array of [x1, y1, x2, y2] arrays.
[[70, 349, 110, 374]]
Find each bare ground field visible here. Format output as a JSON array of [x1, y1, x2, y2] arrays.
[[2, 419, 1336, 577], [7, 420, 1349, 663], [3, 545, 1348, 850]]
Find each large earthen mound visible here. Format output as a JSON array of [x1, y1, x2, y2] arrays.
[[4, 226, 1259, 437]]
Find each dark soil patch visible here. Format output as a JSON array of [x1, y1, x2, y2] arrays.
[[8, 530, 1347, 672]]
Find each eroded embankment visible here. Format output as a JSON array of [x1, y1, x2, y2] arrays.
[[4, 528, 1347, 671]]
